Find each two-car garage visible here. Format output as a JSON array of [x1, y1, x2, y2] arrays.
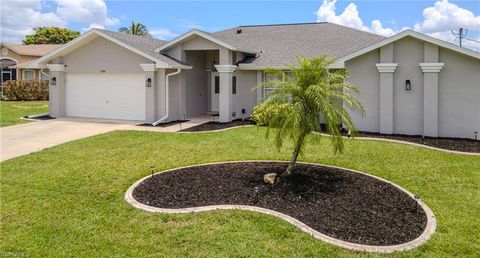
[[66, 73, 146, 121]]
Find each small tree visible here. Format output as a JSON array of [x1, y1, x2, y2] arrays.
[[23, 27, 80, 44], [260, 56, 364, 181], [119, 21, 149, 36]]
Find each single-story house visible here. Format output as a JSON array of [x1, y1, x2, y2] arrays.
[[32, 22, 480, 139], [0, 43, 62, 90]]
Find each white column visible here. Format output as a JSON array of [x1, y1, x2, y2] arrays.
[[46, 64, 66, 118], [215, 65, 236, 122], [376, 63, 397, 134], [140, 63, 157, 123], [420, 63, 444, 137]]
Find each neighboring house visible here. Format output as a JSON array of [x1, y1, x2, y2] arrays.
[[34, 22, 480, 139], [0, 43, 62, 90]]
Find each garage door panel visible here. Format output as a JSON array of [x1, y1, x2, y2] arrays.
[[66, 73, 145, 121]]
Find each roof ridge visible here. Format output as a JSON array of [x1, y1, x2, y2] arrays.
[[238, 22, 328, 28]]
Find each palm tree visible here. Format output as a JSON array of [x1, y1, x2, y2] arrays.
[[260, 56, 364, 181], [119, 21, 149, 36]]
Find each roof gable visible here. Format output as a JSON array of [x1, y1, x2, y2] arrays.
[[32, 29, 190, 69], [1, 44, 62, 56], [155, 29, 256, 54], [334, 30, 480, 67]]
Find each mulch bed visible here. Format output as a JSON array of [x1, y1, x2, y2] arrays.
[[179, 119, 255, 132], [353, 132, 480, 153], [133, 162, 427, 246]]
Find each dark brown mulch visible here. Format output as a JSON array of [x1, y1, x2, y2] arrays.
[[179, 119, 255, 132], [133, 162, 427, 246], [353, 132, 480, 153]]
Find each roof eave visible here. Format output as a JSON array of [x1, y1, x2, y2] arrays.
[[155, 29, 256, 54], [337, 30, 480, 64], [34, 29, 177, 69]]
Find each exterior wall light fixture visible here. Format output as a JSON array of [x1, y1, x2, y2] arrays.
[[405, 80, 411, 91], [146, 78, 152, 87], [51, 77, 56, 86]]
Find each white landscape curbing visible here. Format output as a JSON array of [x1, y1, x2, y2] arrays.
[[125, 160, 436, 253]]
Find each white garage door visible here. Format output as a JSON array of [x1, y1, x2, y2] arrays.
[[66, 73, 145, 121]]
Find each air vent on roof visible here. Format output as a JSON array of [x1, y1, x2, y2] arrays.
[[236, 29, 242, 34]]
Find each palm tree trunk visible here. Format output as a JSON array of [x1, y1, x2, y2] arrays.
[[282, 131, 307, 178]]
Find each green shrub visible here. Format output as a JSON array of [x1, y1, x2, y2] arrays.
[[251, 103, 292, 126], [3, 80, 49, 101]]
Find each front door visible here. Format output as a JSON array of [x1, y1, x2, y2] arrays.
[[211, 72, 220, 112]]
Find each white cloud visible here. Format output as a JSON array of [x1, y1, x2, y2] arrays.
[[315, 0, 394, 37], [0, 0, 66, 42], [0, 0, 118, 43], [56, 0, 119, 28], [412, 0, 480, 50], [315, 0, 480, 51], [316, 0, 368, 31], [370, 20, 396, 37], [413, 0, 480, 33], [149, 28, 178, 40]]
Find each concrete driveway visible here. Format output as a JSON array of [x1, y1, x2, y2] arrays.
[[0, 118, 134, 162], [0, 116, 213, 162]]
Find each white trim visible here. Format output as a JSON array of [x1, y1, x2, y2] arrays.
[[46, 64, 65, 72], [376, 63, 398, 73], [155, 29, 256, 54], [419, 63, 444, 73], [215, 64, 237, 73], [336, 30, 480, 66], [0, 57, 19, 81], [40, 69, 50, 80], [33, 29, 174, 69], [152, 69, 182, 126], [22, 69, 36, 80], [140, 63, 157, 72]]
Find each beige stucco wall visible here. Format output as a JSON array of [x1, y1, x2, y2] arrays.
[[62, 37, 151, 73], [346, 36, 480, 139], [345, 49, 380, 133], [393, 37, 424, 135], [438, 48, 480, 138], [234, 70, 258, 118]]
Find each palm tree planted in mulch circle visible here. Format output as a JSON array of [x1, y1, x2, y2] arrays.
[[259, 56, 365, 184], [119, 21, 149, 36]]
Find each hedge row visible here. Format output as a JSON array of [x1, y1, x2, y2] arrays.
[[2, 80, 49, 101]]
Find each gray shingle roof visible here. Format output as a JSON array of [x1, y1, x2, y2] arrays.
[[212, 22, 385, 67], [97, 29, 187, 67]]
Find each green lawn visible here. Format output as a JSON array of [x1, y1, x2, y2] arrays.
[[0, 101, 49, 127], [1, 127, 479, 257]]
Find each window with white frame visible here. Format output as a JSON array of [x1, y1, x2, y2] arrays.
[[263, 72, 284, 98], [22, 70, 35, 80]]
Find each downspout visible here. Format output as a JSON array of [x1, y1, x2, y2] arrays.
[[152, 68, 181, 126]]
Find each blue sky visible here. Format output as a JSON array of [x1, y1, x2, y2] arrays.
[[2, 0, 479, 50]]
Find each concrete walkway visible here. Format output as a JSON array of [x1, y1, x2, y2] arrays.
[[0, 116, 212, 162]]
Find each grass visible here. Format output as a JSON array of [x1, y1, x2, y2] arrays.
[[1, 127, 479, 257], [0, 101, 48, 127]]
